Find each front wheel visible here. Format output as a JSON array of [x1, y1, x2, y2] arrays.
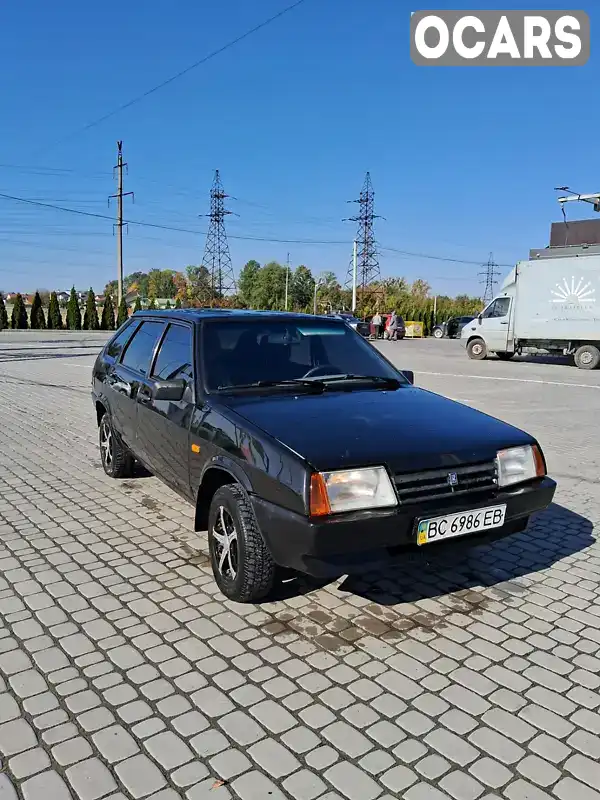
[[208, 484, 277, 603], [574, 344, 600, 370], [433, 328, 443, 339], [467, 338, 487, 360], [99, 413, 134, 478]]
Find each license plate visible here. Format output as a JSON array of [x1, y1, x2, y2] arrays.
[[416, 504, 507, 546]]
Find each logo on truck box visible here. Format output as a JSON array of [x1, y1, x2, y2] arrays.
[[551, 277, 596, 304]]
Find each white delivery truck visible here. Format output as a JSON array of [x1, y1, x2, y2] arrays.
[[461, 246, 600, 370]]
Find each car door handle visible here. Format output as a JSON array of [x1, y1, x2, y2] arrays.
[[500, 322, 508, 325]]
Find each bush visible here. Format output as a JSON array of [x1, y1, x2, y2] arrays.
[[100, 295, 115, 330], [148, 296, 157, 310], [83, 288, 99, 330], [175, 297, 182, 309], [10, 294, 28, 329], [66, 287, 82, 330], [47, 291, 63, 329], [116, 296, 129, 327], [0, 293, 8, 330], [133, 296, 142, 313], [29, 291, 46, 329]]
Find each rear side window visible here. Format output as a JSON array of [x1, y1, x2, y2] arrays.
[[152, 324, 193, 382], [106, 320, 138, 360], [121, 321, 165, 376]]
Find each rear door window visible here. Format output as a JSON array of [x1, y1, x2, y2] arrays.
[[120, 321, 165, 376], [152, 324, 193, 383]]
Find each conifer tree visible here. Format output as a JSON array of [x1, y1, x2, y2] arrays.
[[83, 288, 99, 330], [148, 296, 157, 310], [29, 291, 46, 329], [11, 294, 28, 329], [47, 291, 63, 329], [133, 296, 142, 313], [100, 295, 115, 331], [66, 287, 82, 330], [0, 293, 8, 330], [116, 296, 129, 328]]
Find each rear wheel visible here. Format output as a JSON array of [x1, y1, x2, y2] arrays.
[[99, 413, 134, 478], [574, 344, 600, 370], [208, 484, 276, 603], [495, 352, 514, 361], [467, 338, 487, 360]]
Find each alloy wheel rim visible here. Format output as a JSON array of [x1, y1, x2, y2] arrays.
[[581, 351, 593, 365], [100, 420, 113, 467], [212, 506, 238, 580]]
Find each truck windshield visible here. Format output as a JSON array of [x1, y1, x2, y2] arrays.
[[202, 319, 404, 391]]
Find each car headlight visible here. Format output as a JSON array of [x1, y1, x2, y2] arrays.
[[310, 466, 398, 516], [496, 445, 546, 488]]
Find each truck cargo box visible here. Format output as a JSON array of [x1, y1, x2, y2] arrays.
[[514, 255, 600, 341]]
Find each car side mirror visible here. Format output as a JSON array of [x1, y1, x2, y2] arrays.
[[477, 314, 482, 325], [402, 370, 414, 385], [153, 379, 186, 401]]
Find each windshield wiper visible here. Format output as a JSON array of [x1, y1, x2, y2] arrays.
[[216, 378, 325, 392], [319, 374, 402, 389]]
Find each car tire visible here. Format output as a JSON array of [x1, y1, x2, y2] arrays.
[[99, 412, 135, 478], [467, 338, 487, 360], [495, 352, 514, 361], [574, 344, 600, 370], [433, 328, 443, 339], [208, 484, 277, 603]]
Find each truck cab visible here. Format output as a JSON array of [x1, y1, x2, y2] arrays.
[[461, 270, 517, 361]]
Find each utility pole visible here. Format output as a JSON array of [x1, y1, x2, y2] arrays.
[[433, 295, 437, 323], [109, 142, 134, 304], [344, 172, 383, 316], [478, 252, 500, 305], [351, 240, 358, 313], [285, 253, 291, 311], [313, 278, 321, 316]]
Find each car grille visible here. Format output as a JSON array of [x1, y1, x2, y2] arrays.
[[394, 461, 498, 505]]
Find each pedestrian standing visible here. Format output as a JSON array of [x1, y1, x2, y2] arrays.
[[372, 311, 382, 339]]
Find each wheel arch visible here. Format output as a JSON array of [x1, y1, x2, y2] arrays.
[[194, 460, 252, 532], [95, 399, 107, 427]]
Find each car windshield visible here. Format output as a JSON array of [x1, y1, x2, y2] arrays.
[[202, 319, 405, 391]]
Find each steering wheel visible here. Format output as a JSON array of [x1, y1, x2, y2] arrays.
[[302, 364, 342, 379]]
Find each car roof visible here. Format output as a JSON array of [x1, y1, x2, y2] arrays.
[[130, 309, 344, 325]]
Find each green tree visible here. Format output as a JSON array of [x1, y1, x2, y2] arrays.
[[0, 293, 8, 330], [290, 264, 314, 311], [83, 288, 99, 330], [29, 291, 46, 329], [411, 279, 431, 299], [185, 265, 212, 306], [251, 262, 287, 310], [47, 291, 63, 329], [318, 271, 342, 313], [165, 299, 172, 309], [11, 293, 28, 329], [66, 287, 82, 330], [148, 296, 157, 310], [133, 296, 142, 313], [238, 260, 261, 307], [100, 295, 115, 331], [116, 296, 129, 328], [175, 297, 182, 309]]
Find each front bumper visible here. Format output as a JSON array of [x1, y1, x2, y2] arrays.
[[252, 476, 556, 577]]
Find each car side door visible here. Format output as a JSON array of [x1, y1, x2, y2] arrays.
[[111, 319, 166, 451], [134, 321, 196, 499], [479, 297, 512, 352], [99, 318, 142, 447]]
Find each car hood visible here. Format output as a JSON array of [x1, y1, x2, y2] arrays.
[[221, 387, 534, 473]]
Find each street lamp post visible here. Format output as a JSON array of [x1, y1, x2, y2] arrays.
[[313, 278, 324, 316]]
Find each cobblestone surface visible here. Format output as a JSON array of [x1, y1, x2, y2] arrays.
[[0, 332, 599, 800]]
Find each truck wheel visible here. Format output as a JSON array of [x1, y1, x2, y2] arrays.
[[433, 328, 443, 339], [467, 338, 487, 360], [208, 484, 276, 603], [574, 344, 600, 370], [496, 352, 514, 361], [99, 412, 134, 478]]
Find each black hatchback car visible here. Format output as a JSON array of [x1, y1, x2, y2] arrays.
[[92, 309, 556, 602], [432, 316, 475, 339]]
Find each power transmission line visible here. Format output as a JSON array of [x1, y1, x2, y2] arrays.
[[479, 252, 501, 304], [31, 0, 309, 157], [0, 190, 514, 266]]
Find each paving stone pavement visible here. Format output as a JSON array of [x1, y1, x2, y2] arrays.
[[0, 333, 600, 800]]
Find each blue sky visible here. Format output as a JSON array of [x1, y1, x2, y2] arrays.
[[0, 0, 597, 297]]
